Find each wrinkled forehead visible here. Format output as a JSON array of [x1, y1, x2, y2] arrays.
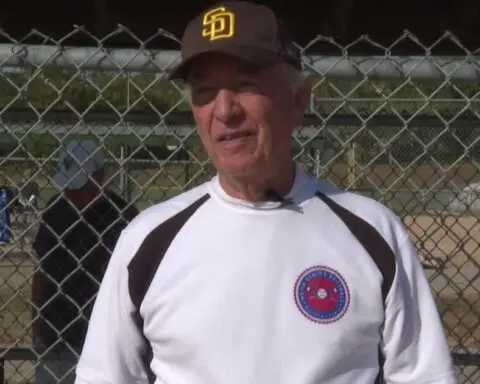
[[185, 52, 266, 85]]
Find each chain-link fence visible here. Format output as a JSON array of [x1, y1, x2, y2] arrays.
[[0, 26, 479, 383]]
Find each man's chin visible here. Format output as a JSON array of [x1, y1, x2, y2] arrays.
[[215, 158, 261, 179]]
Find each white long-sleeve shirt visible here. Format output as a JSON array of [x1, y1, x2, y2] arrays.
[[75, 166, 457, 384]]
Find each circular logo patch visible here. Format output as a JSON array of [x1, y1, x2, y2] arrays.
[[294, 266, 350, 324]]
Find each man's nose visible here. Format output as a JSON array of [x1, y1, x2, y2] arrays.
[[213, 89, 241, 122]]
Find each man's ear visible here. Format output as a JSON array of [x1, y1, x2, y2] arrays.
[[293, 77, 312, 125]]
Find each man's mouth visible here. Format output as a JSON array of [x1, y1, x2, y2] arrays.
[[218, 132, 256, 142]]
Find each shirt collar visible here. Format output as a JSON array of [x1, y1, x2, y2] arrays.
[[210, 164, 314, 210]]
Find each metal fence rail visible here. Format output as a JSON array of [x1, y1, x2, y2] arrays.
[[0, 26, 479, 383]]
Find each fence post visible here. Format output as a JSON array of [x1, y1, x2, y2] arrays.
[[346, 142, 357, 189], [119, 145, 127, 200]]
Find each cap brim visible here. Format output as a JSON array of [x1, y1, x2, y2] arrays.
[[168, 45, 285, 81]]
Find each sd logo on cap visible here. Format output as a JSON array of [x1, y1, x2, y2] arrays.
[[202, 7, 235, 41]]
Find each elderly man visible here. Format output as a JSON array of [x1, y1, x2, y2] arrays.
[[75, 2, 456, 384], [32, 140, 138, 383]]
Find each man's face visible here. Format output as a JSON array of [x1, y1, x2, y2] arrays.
[[65, 168, 105, 209], [186, 53, 310, 179]]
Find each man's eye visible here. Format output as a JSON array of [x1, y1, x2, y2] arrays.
[[237, 82, 258, 91], [193, 86, 214, 94], [191, 87, 218, 100], [190, 87, 219, 106]]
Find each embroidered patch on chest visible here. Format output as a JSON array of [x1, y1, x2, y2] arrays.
[[294, 266, 350, 324]]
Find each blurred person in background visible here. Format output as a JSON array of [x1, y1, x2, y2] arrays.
[[0, 185, 14, 245], [32, 139, 139, 384], [75, 2, 456, 384]]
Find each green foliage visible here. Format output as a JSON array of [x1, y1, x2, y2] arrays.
[[0, 68, 188, 114], [310, 76, 480, 116], [0, 69, 479, 162], [341, 125, 480, 167], [2, 70, 477, 117]]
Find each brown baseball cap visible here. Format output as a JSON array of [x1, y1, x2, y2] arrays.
[[168, 1, 302, 80]]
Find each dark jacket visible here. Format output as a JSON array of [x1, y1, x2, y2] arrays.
[[32, 190, 139, 350]]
